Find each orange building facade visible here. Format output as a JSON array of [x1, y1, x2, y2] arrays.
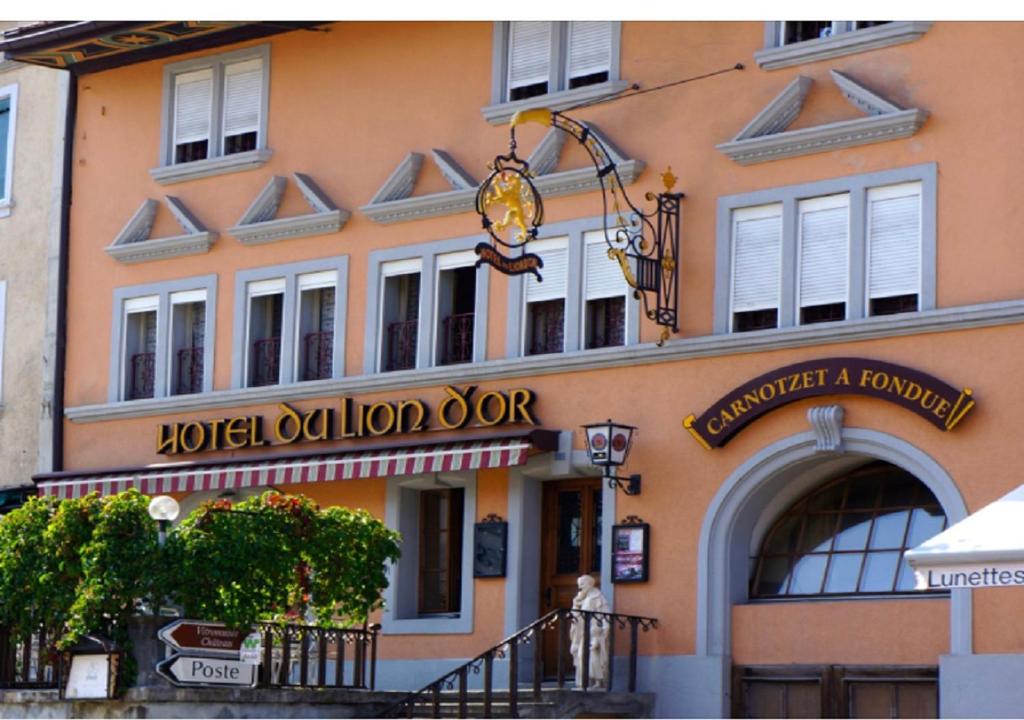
[[5, 20, 1024, 717]]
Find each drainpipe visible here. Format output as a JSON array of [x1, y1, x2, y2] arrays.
[[51, 69, 77, 472]]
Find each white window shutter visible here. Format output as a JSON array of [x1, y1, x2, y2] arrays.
[[223, 58, 262, 138], [798, 195, 849, 308], [568, 21, 612, 80], [508, 22, 551, 93], [526, 243, 568, 303], [868, 183, 922, 299], [173, 68, 213, 145], [731, 206, 782, 313], [584, 233, 628, 300]]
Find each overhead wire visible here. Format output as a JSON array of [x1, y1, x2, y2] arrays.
[[562, 62, 745, 113]]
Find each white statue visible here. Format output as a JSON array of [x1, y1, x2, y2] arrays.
[[569, 574, 611, 689]]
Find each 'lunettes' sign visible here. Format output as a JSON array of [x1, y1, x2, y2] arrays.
[[157, 385, 537, 455], [683, 358, 974, 450]]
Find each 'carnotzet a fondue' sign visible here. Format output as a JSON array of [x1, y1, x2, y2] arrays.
[[683, 358, 975, 450], [157, 385, 536, 455]]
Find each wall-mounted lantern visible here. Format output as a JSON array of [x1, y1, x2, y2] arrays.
[[582, 419, 641, 495]]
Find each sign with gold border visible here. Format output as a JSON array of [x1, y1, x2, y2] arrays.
[[683, 358, 975, 450]]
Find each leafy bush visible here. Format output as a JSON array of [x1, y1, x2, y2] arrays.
[[0, 488, 401, 658], [167, 491, 401, 629]]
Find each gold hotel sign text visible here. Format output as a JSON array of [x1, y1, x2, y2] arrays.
[[157, 385, 537, 455]]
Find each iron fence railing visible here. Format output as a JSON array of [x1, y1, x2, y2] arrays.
[[380, 608, 657, 718], [256, 622, 379, 690], [386, 321, 418, 371], [440, 313, 474, 365], [302, 331, 333, 381], [0, 626, 60, 689]]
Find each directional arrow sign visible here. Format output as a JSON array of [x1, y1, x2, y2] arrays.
[[156, 654, 257, 688], [158, 619, 249, 655]]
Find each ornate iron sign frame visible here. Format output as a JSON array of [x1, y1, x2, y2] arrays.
[[476, 108, 683, 344]]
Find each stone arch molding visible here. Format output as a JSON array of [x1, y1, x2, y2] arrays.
[[695, 427, 971, 662]]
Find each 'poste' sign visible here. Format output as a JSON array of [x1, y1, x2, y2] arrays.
[[683, 358, 974, 449], [157, 385, 537, 455]]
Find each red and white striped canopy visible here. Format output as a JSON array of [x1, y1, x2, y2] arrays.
[[37, 438, 533, 500]]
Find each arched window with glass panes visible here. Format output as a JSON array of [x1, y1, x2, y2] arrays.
[[750, 461, 947, 598]]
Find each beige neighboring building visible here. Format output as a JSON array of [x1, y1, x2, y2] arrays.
[[0, 21, 65, 501]]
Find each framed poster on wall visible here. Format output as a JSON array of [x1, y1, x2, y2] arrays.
[[473, 516, 508, 578], [611, 520, 649, 583]]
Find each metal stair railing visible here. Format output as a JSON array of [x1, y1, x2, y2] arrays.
[[379, 608, 658, 718]]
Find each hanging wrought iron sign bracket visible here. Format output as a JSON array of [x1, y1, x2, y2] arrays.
[[475, 107, 683, 345]]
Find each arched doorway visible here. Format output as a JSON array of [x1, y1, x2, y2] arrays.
[[695, 428, 970, 717]]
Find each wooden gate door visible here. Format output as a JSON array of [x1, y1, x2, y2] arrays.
[[539, 478, 602, 677]]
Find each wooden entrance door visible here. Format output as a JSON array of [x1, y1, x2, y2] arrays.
[[539, 478, 603, 675]]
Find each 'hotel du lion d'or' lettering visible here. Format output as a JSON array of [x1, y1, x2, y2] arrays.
[[156, 385, 537, 455], [684, 358, 975, 450]]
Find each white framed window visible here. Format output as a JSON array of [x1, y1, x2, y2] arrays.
[[483, 22, 626, 124], [523, 237, 569, 356], [506, 216, 641, 357], [582, 230, 630, 349], [714, 165, 935, 334], [156, 45, 270, 180], [109, 275, 217, 402], [0, 83, 18, 217], [231, 258, 347, 390], [364, 238, 490, 375], [383, 473, 477, 635], [434, 250, 478, 367], [755, 21, 932, 71], [379, 259, 422, 373]]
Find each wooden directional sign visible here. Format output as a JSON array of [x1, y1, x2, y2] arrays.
[[158, 619, 248, 655], [156, 654, 257, 688]]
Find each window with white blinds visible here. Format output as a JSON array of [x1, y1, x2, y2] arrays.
[[164, 47, 268, 166], [508, 22, 551, 99], [567, 22, 612, 85], [173, 69, 212, 150], [798, 194, 849, 322], [222, 59, 262, 149], [867, 182, 922, 311], [502, 22, 615, 102], [731, 205, 782, 329], [525, 239, 569, 303], [584, 232, 628, 300], [719, 166, 933, 334]]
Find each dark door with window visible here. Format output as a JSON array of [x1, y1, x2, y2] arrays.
[[733, 665, 938, 718], [539, 478, 602, 676]]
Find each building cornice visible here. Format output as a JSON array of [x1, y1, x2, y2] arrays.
[[67, 299, 1024, 423]]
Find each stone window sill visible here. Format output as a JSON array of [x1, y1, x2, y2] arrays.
[[481, 80, 631, 125], [149, 149, 273, 185], [754, 21, 933, 70]]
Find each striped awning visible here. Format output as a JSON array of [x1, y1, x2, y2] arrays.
[[36, 437, 541, 500]]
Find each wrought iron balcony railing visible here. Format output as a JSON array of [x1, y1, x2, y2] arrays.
[[302, 331, 333, 381], [386, 320, 418, 371], [129, 351, 155, 399], [440, 313, 474, 365], [251, 337, 282, 387]]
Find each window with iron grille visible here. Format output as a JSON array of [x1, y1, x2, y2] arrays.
[[170, 293, 205, 396], [122, 298, 158, 400], [523, 238, 567, 356], [163, 47, 268, 167], [111, 277, 216, 402], [436, 261, 476, 367], [246, 279, 284, 388], [750, 461, 948, 599], [380, 261, 421, 372]]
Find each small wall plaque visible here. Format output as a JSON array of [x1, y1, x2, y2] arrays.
[[612, 516, 650, 583]]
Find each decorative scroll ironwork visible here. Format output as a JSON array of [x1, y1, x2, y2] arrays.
[[251, 337, 281, 387], [385, 320, 418, 371], [175, 346, 204, 395], [256, 621, 379, 690], [302, 331, 333, 381], [477, 108, 684, 345], [440, 313, 474, 366], [129, 352, 156, 399], [378, 608, 658, 718]]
